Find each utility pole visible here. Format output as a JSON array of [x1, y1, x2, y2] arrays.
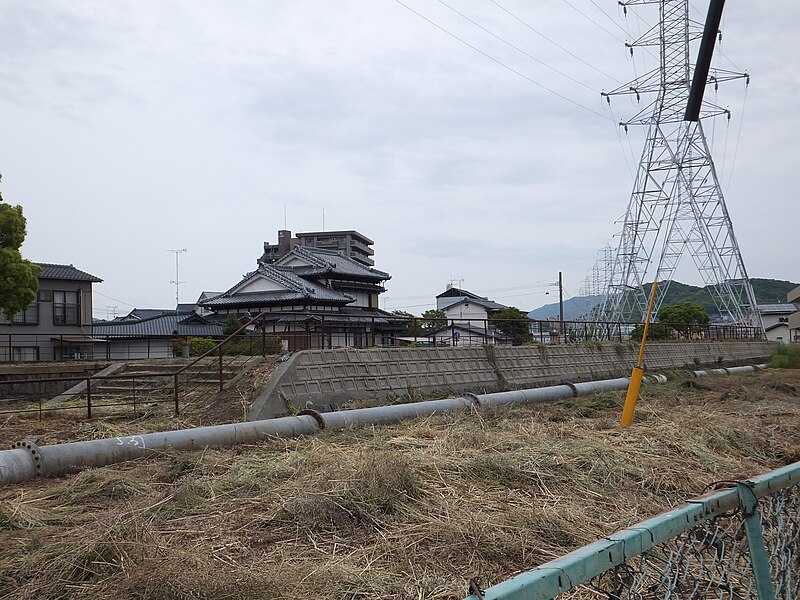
[[559, 271, 565, 344], [168, 248, 187, 314]]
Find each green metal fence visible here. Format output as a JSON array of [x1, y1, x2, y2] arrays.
[[465, 461, 800, 600]]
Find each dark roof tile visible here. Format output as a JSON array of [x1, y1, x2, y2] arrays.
[[36, 263, 102, 282]]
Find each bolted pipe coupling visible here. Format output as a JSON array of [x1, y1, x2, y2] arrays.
[[0, 441, 41, 485]]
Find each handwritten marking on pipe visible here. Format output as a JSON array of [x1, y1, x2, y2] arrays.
[[115, 436, 147, 449]]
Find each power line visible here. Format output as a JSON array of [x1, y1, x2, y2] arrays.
[[391, 0, 614, 122], [436, 0, 597, 92], [488, 0, 623, 84], [588, 0, 631, 38], [559, 0, 626, 43], [93, 289, 137, 309]]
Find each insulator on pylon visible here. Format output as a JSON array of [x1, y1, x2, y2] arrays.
[[745, 74, 750, 86], [725, 109, 731, 121]]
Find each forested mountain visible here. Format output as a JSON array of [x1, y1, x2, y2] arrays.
[[528, 278, 798, 321]]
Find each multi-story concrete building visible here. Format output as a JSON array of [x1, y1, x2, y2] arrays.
[[0, 263, 102, 361], [260, 230, 375, 266]]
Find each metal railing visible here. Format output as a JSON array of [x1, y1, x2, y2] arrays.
[[465, 460, 800, 600], [0, 317, 763, 362], [0, 314, 280, 418]]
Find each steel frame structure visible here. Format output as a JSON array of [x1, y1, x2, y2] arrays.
[[596, 0, 763, 332]]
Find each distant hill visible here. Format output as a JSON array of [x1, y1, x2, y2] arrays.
[[528, 278, 798, 321], [528, 295, 605, 321]]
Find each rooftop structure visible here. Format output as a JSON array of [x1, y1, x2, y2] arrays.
[[260, 230, 375, 266]]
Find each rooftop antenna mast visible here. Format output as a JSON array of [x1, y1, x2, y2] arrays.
[[596, 0, 762, 334], [168, 248, 187, 313]]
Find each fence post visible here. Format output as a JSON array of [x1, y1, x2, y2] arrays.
[[86, 375, 92, 419], [38, 380, 43, 420], [132, 377, 137, 418], [218, 343, 224, 392], [173, 373, 179, 415], [736, 482, 776, 600]]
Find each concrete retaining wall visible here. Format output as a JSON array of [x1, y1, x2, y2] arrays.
[[249, 341, 774, 420]]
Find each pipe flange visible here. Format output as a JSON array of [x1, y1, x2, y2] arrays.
[[297, 408, 326, 430], [462, 393, 481, 407], [12, 439, 42, 476], [560, 381, 578, 397]]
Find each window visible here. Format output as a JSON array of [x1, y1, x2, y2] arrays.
[[0, 302, 39, 325], [53, 290, 80, 326], [38, 289, 53, 302]]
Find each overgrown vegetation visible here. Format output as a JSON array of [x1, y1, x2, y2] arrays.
[[1, 369, 799, 599], [769, 344, 800, 369]]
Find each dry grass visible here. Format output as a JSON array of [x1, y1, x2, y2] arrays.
[[1, 368, 799, 599]]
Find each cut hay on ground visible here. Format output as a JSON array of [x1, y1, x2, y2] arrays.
[[1, 369, 799, 599]]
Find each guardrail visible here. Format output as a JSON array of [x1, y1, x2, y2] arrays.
[[465, 460, 800, 600]]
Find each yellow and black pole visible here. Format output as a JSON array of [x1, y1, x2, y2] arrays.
[[620, 281, 658, 429]]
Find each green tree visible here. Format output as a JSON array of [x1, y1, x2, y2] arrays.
[[657, 301, 710, 326], [0, 175, 41, 319], [421, 309, 447, 333], [224, 313, 243, 336], [632, 301, 710, 341], [391, 310, 423, 336], [490, 306, 532, 345]]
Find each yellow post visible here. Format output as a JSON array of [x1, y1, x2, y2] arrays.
[[620, 281, 659, 429]]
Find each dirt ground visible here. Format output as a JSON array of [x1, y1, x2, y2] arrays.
[[1, 367, 799, 599]]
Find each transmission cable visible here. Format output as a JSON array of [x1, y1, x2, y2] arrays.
[[725, 82, 749, 191], [435, 0, 598, 92], [559, 0, 626, 43], [588, 0, 631, 38], [487, 0, 623, 84], [391, 0, 614, 121]]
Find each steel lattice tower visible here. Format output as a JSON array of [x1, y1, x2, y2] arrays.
[[596, 0, 762, 332]]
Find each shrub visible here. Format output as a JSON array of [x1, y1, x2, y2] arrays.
[[188, 337, 216, 356], [768, 344, 800, 369]]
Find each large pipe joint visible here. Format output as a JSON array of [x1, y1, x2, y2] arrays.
[[0, 444, 40, 485], [11, 440, 42, 477]]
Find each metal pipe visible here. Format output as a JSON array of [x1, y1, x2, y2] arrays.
[[0, 366, 763, 486]]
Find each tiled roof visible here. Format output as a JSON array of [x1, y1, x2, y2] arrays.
[[201, 262, 353, 309], [36, 263, 102, 283], [278, 247, 390, 280], [93, 313, 223, 338], [436, 287, 487, 300], [444, 297, 506, 312]]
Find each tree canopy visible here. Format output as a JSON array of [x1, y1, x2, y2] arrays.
[[490, 306, 532, 345], [0, 175, 40, 319], [420, 309, 447, 333], [657, 301, 710, 325]]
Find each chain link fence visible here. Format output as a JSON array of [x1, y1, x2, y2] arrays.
[[466, 462, 799, 600]]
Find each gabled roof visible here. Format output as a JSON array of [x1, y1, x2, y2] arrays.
[[113, 308, 176, 322], [36, 263, 102, 283], [200, 262, 352, 309], [436, 287, 487, 300], [93, 312, 223, 338], [276, 246, 390, 281], [442, 296, 506, 312]]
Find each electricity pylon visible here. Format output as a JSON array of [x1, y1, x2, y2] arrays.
[[596, 0, 763, 333]]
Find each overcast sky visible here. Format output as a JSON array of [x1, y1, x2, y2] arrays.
[[1, 1, 796, 319]]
